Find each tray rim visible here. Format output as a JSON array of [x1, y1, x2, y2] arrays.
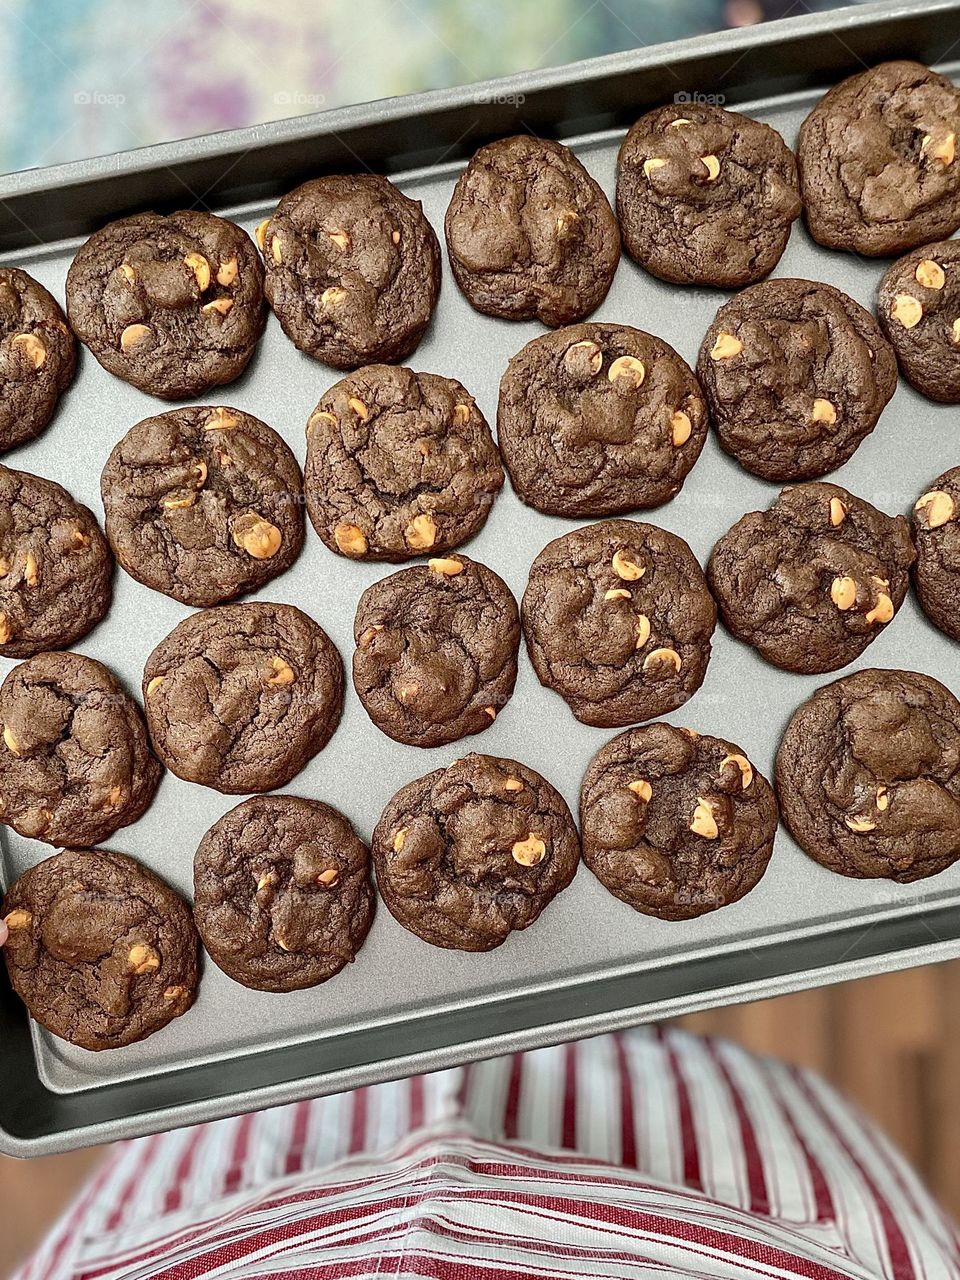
[[3, 0, 960, 1156]]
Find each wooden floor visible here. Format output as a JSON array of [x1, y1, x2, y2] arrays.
[[2, 960, 959, 1276]]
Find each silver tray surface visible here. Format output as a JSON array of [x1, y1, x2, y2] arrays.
[[1, 0, 959, 1156]]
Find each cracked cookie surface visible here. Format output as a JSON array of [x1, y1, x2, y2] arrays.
[[878, 240, 960, 402], [912, 467, 960, 641], [66, 210, 265, 399], [798, 61, 960, 257], [259, 174, 440, 369], [580, 723, 777, 920], [497, 323, 708, 516], [521, 519, 716, 729], [353, 553, 519, 748], [305, 364, 503, 562], [2, 848, 198, 1050], [709, 482, 915, 674], [101, 405, 304, 607], [194, 795, 374, 992], [444, 136, 619, 327], [0, 268, 76, 453], [776, 668, 960, 881], [616, 103, 800, 288], [142, 602, 343, 794], [0, 464, 113, 658], [0, 652, 161, 848], [372, 752, 580, 951], [697, 278, 897, 482]]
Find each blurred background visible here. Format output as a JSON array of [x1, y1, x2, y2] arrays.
[[2, 0, 958, 1274]]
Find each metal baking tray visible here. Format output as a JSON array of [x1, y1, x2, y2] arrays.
[[2, 0, 960, 1157]]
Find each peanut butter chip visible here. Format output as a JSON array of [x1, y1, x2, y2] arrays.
[[891, 294, 923, 328], [334, 522, 367, 556], [483, 706, 497, 721], [700, 154, 721, 181], [865, 593, 894, 625], [710, 331, 742, 360], [11, 333, 46, 369], [608, 355, 645, 387], [255, 219, 270, 251], [271, 237, 283, 265], [359, 624, 383, 648], [204, 407, 241, 431], [671, 410, 692, 447], [393, 827, 408, 853], [146, 676, 165, 697], [504, 777, 524, 792], [612, 548, 644, 581], [628, 778, 653, 802], [643, 158, 667, 177], [829, 496, 848, 526], [24, 553, 38, 587], [308, 410, 338, 433], [915, 489, 956, 528], [831, 576, 857, 611], [329, 229, 351, 251], [322, 286, 347, 307], [3, 725, 20, 755], [690, 798, 719, 839], [845, 814, 876, 833], [720, 752, 753, 790], [405, 513, 437, 551], [232, 512, 282, 559], [453, 404, 471, 425], [0, 613, 10, 645], [202, 297, 234, 316], [193, 460, 208, 488], [953, 318, 960, 345], [669, 117, 693, 128], [120, 323, 152, 352], [4, 909, 32, 930], [915, 259, 946, 289], [555, 209, 580, 239], [604, 587, 631, 601], [635, 614, 651, 649], [119, 262, 136, 282], [104, 785, 124, 808], [391, 229, 401, 244], [429, 556, 464, 576], [811, 398, 837, 425], [563, 339, 603, 375], [642, 646, 682, 674], [164, 985, 188, 1001], [128, 943, 160, 975], [348, 396, 369, 421], [162, 493, 197, 511], [266, 656, 295, 686], [512, 833, 547, 866], [317, 868, 339, 887], [217, 257, 239, 287], [924, 130, 956, 167], [876, 785, 890, 812], [184, 251, 211, 291]]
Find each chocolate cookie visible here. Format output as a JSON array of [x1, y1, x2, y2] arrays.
[[66, 210, 264, 399], [580, 724, 777, 920], [0, 269, 76, 452], [101, 405, 304, 607], [258, 174, 440, 369], [193, 795, 374, 992], [0, 652, 160, 848], [142, 602, 343, 794], [0, 464, 113, 658], [497, 324, 708, 516], [697, 279, 897, 482], [878, 240, 960, 401], [305, 364, 503, 562], [616, 104, 800, 288], [353, 553, 519, 748], [444, 136, 619, 327], [2, 848, 198, 1050], [372, 753, 580, 951], [912, 470, 960, 641], [798, 61, 960, 257], [776, 668, 960, 882], [708, 482, 915, 675], [522, 519, 716, 729]]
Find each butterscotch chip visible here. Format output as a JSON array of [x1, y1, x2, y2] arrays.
[[307, 367, 502, 561], [720, 752, 754, 790], [194, 795, 374, 991], [829, 496, 848, 526], [607, 355, 645, 386], [612, 548, 644, 581], [322, 286, 347, 307], [831, 575, 857, 611], [635, 614, 651, 648], [265, 656, 295, 686], [811, 398, 837, 424], [393, 827, 408, 852], [643, 647, 682, 673], [700, 154, 720, 181], [671, 410, 692, 446], [563, 339, 603, 376], [0, 848, 199, 1049], [582, 723, 778, 918], [604, 587, 631, 601], [334, 523, 368, 556], [916, 259, 946, 289], [270, 236, 283, 264], [3, 909, 32, 930], [255, 219, 270, 250], [890, 294, 923, 328], [710, 332, 742, 360], [373, 753, 580, 950], [643, 158, 667, 177], [865, 593, 894, 625], [11, 333, 46, 369], [328, 229, 351, 251], [915, 489, 956, 528], [66, 209, 265, 398], [428, 556, 464, 576], [102, 407, 303, 607]]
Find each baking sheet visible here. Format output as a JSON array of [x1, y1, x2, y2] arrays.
[[1, 0, 959, 1153]]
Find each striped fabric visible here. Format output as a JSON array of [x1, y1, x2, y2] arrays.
[[16, 1026, 960, 1280]]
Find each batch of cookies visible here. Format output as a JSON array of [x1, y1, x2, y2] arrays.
[[0, 58, 959, 1052]]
